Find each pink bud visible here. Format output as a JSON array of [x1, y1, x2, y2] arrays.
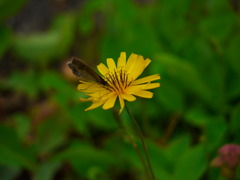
[[218, 144, 240, 168]]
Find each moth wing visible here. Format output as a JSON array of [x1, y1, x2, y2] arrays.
[[68, 57, 107, 85]]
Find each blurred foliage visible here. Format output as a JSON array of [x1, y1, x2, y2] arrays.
[[0, 0, 240, 179]]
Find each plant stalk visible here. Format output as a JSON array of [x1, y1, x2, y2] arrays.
[[113, 109, 151, 180], [125, 105, 156, 180]]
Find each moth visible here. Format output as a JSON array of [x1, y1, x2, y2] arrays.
[[67, 57, 108, 85]]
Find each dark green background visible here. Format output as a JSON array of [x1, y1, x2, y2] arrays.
[[0, 0, 240, 179]]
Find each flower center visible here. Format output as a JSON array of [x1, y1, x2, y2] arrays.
[[104, 68, 131, 94]]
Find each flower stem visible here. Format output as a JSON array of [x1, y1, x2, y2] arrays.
[[125, 105, 156, 180], [113, 109, 151, 180]]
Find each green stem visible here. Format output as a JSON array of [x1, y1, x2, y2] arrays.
[[113, 109, 151, 180], [125, 105, 156, 180]]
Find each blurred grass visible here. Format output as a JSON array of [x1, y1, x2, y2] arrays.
[[0, 0, 240, 179]]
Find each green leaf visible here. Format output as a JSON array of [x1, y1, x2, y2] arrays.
[[33, 161, 61, 180], [0, 0, 27, 21], [226, 35, 240, 76], [204, 116, 226, 152], [208, 168, 224, 180], [35, 117, 69, 154], [12, 113, 30, 140], [0, 125, 36, 170], [40, 71, 77, 109], [146, 140, 175, 180], [155, 80, 185, 112], [53, 141, 119, 178], [0, 166, 20, 180], [68, 103, 89, 135], [104, 136, 143, 170], [155, 53, 213, 107], [174, 144, 207, 180], [185, 107, 211, 127], [236, 165, 240, 180], [4, 70, 39, 98], [104, 136, 172, 180], [156, 0, 191, 45], [86, 108, 117, 130], [158, 0, 191, 16], [77, 0, 104, 34], [100, 0, 161, 59], [50, 14, 75, 57], [12, 14, 75, 64], [227, 74, 240, 102], [199, 13, 235, 43], [165, 135, 191, 164], [78, 13, 94, 34], [230, 103, 240, 135], [13, 31, 60, 63], [0, 26, 11, 59]]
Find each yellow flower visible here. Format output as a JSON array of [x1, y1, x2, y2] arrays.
[[78, 52, 160, 114]]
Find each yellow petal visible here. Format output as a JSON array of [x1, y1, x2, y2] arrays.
[[102, 93, 117, 109], [130, 56, 150, 80], [77, 83, 103, 92], [122, 93, 136, 102], [87, 90, 110, 99], [126, 55, 151, 81], [144, 58, 151, 68], [107, 58, 116, 71], [126, 86, 138, 94], [131, 74, 160, 85], [85, 85, 109, 93], [77, 82, 94, 90], [126, 53, 138, 72], [126, 82, 160, 94], [79, 98, 92, 102], [97, 63, 109, 76], [133, 58, 151, 80], [129, 83, 160, 92], [132, 91, 153, 98], [117, 52, 126, 68], [118, 95, 125, 114], [127, 55, 143, 80], [85, 100, 106, 111], [143, 83, 160, 90]]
